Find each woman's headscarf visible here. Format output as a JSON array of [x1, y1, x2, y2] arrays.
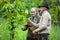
[[31, 7, 40, 23]]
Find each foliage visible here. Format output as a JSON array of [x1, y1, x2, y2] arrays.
[[0, 0, 60, 40]]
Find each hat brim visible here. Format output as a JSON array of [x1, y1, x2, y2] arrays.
[[38, 6, 49, 9]]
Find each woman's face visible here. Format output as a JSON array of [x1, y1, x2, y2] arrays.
[[31, 10, 36, 16]]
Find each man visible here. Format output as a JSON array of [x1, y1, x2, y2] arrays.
[[27, 2, 51, 40], [22, 8, 40, 40]]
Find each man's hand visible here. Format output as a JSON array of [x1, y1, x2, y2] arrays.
[[32, 30, 37, 34]]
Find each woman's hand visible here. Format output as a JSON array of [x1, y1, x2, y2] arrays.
[[26, 18, 32, 24], [21, 26, 27, 31]]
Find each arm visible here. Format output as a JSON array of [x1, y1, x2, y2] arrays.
[[27, 18, 39, 27], [22, 17, 32, 31], [35, 14, 48, 32], [21, 24, 29, 31], [30, 16, 41, 27], [31, 21, 39, 27]]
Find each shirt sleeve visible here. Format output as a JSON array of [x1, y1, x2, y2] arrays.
[[31, 21, 39, 27], [35, 14, 48, 32]]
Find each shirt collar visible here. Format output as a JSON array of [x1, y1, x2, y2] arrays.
[[42, 10, 48, 15]]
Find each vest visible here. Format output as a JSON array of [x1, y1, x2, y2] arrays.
[[27, 16, 40, 38]]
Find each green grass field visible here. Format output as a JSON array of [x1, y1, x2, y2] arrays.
[[0, 18, 60, 40]]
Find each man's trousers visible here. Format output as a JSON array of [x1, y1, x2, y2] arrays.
[[38, 33, 49, 40]]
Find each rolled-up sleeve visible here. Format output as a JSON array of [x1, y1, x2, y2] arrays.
[[31, 16, 41, 27], [31, 21, 39, 27]]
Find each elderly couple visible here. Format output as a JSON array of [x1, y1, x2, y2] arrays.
[[22, 2, 51, 40]]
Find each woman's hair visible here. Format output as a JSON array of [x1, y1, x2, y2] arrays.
[[31, 7, 40, 17]]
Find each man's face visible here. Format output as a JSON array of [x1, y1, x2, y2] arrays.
[[39, 7, 46, 13]]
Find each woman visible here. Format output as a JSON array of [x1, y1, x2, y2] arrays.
[[22, 7, 40, 40]]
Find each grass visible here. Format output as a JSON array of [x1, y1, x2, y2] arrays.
[[49, 25, 60, 40]]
